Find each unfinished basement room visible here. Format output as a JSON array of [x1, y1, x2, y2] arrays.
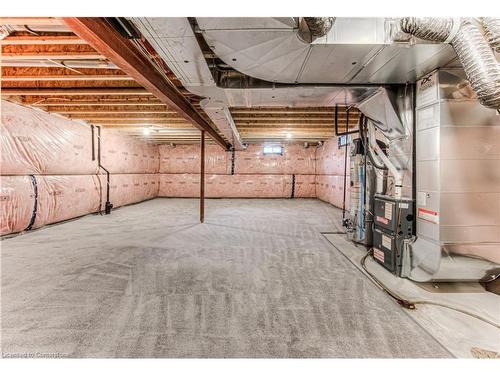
[[1, 4, 500, 368]]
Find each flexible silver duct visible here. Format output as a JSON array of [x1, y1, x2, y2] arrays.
[[0, 25, 13, 40], [400, 17, 500, 109], [297, 17, 336, 43], [303, 17, 336, 37], [483, 17, 500, 53]]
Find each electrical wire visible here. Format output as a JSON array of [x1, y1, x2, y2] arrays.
[[360, 250, 500, 329]]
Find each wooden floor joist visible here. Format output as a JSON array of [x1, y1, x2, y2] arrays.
[[1, 75, 135, 81], [0, 35, 88, 45], [1, 88, 151, 95], [27, 99, 163, 106], [0, 17, 64, 25]]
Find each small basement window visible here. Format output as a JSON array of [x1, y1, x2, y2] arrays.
[[263, 145, 283, 155]]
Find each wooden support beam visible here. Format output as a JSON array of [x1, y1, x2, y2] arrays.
[[200, 130, 205, 223], [63, 17, 229, 150]]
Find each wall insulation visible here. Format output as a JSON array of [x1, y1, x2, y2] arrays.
[[1, 100, 160, 236], [158, 139, 348, 204], [315, 138, 351, 208], [1, 100, 350, 236]]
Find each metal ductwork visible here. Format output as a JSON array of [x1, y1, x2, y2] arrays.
[[297, 17, 336, 43], [483, 17, 500, 53], [0, 25, 13, 39], [400, 17, 500, 110]]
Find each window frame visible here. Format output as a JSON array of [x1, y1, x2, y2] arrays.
[[263, 145, 284, 156]]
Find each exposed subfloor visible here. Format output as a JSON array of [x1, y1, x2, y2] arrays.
[[1, 198, 453, 358]]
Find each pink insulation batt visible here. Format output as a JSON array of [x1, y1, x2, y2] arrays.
[[315, 138, 350, 176], [1, 101, 162, 235], [316, 175, 351, 209], [294, 175, 317, 198], [1, 100, 98, 175], [100, 128, 160, 174], [107, 174, 159, 208], [0, 175, 101, 235], [235, 144, 316, 175], [34, 175, 102, 229], [1, 99, 351, 235], [0, 176, 36, 235], [0, 174, 160, 235], [159, 174, 292, 198], [159, 144, 230, 174]]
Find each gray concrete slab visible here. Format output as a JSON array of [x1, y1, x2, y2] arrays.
[[1, 198, 451, 358], [323, 233, 500, 358]]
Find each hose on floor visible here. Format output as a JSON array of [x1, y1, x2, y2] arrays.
[[360, 249, 500, 330]]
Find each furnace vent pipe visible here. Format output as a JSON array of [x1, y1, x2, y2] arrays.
[[483, 17, 500, 53], [400, 17, 500, 109], [368, 122, 402, 199]]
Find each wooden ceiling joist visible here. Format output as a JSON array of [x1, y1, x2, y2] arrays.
[[63, 17, 229, 149], [1, 75, 134, 81], [47, 108, 172, 114], [0, 17, 64, 26], [65, 115, 187, 121], [91, 119, 191, 125], [0, 35, 88, 45], [25, 98, 162, 106], [1, 88, 151, 95]]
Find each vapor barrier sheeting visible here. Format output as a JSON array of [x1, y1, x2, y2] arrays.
[[1, 100, 99, 175], [316, 174, 351, 209], [1, 100, 160, 175], [159, 174, 290, 198], [159, 144, 230, 174], [315, 138, 351, 176], [101, 128, 160, 174], [108, 174, 159, 208], [1, 100, 161, 235], [1, 100, 350, 235], [0, 174, 160, 236], [234, 144, 316, 175]]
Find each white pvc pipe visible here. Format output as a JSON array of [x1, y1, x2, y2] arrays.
[[368, 122, 402, 199]]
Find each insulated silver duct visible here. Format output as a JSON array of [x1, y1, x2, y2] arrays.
[[303, 17, 336, 37], [0, 25, 13, 39], [297, 17, 336, 43], [483, 17, 500, 53], [400, 17, 500, 109]]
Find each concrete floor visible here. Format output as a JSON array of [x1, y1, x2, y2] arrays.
[[1, 198, 452, 358], [323, 233, 500, 358]]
